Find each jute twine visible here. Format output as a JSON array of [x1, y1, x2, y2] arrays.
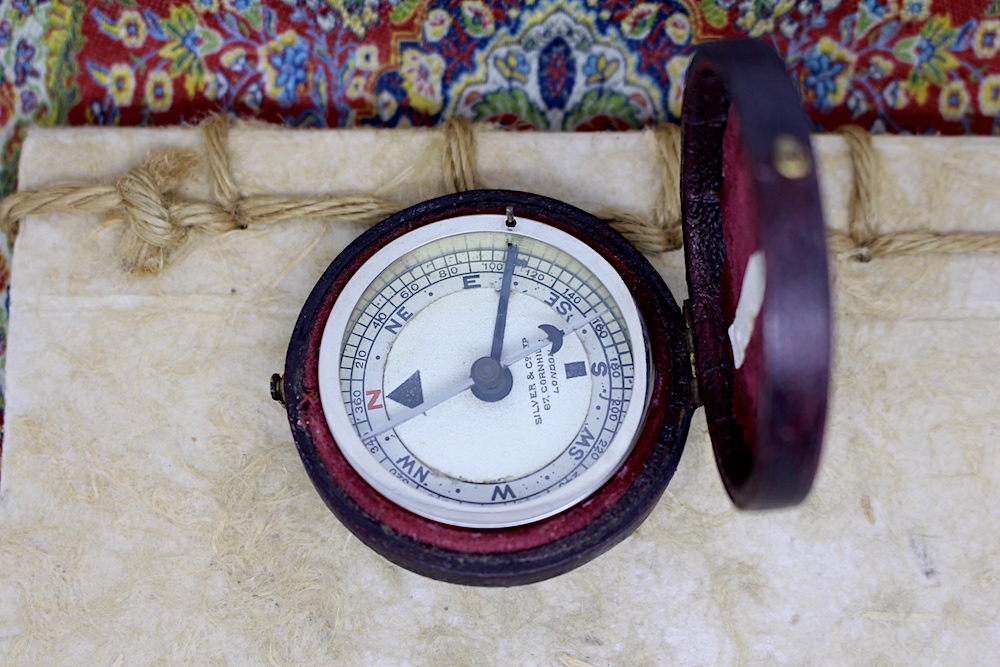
[[1, 116, 999, 274], [827, 124, 1000, 260], [442, 115, 478, 195]]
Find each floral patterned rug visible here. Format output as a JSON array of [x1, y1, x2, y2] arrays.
[[2, 0, 1000, 438]]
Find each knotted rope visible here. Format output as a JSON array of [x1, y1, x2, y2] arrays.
[[1, 117, 402, 272], [2, 116, 1000, 274], [827, 124, 1000, 260], [0, 116, 681, 271]]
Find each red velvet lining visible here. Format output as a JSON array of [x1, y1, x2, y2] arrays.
[[719, 110, 762, 455]]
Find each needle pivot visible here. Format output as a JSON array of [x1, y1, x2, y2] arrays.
[[470, 356, 514, 402]]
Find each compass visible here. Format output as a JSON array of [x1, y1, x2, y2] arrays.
[[272, 40, 831, 585], [319, 212, 651, 529]]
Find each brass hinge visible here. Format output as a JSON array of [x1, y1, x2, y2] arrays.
[[683, 300, 702, 407], [270, 373, 286, 407]]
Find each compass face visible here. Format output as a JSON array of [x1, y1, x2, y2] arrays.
[[318, 215, 649, 528]]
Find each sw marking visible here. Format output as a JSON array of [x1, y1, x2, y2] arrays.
[[567, 426, 596, 461]]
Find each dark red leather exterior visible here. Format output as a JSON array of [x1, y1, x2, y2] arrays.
[[681, 39, 831, 509]]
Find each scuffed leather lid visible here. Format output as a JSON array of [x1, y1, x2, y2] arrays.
[[680, 39, 831, 509]]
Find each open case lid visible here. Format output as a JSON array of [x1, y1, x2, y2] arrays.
[[680, 40, 832, 510]]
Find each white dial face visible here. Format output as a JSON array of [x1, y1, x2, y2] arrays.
[[318, 214, 649, 528]]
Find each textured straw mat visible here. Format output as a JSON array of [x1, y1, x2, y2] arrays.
[[0, 125, 998, 665]]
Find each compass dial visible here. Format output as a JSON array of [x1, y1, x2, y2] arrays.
[[318, 215, 649, 528]]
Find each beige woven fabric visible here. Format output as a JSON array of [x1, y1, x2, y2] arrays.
[[0, 126, 998, 665]]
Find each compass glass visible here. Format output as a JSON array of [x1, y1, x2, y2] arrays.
[[317, 214, 649, 528]]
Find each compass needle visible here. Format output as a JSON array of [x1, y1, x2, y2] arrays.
[[501, 307, 611, 368], [387, 371, 424, 408], [365, 376, 475, 439], [364, 306, 613, 438], [491, 243, 519, 360]]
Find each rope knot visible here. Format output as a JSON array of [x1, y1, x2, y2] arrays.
[[113, 150, 202, 273]]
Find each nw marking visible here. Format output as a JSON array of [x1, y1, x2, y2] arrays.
[[387, 371, 424, 409], [396, 455, 430, 484]]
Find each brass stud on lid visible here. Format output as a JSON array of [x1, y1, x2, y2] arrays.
[[772, 134, 811, 179]]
